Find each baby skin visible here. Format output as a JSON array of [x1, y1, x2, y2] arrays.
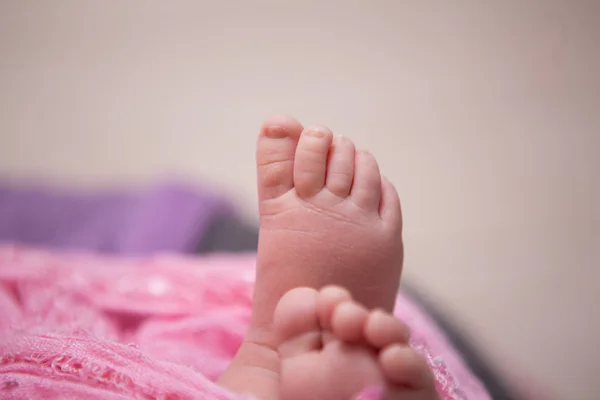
[[219, 115, 439, 400]]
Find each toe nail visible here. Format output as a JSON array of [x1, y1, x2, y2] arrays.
[[265, 126, 287, 138], [306, 127, 327, 138]]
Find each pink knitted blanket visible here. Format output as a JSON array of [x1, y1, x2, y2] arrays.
[[0, 244, 490, 399]]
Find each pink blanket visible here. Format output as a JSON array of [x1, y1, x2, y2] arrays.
[[0, 244, 490, 399]]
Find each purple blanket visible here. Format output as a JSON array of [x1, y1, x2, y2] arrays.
[[0, 181, 232, 254]]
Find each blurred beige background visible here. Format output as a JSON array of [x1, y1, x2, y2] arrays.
[[0, 1, 598, 398]]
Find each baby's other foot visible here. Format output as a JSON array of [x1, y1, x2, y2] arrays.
[[275, 286, 440, 400]]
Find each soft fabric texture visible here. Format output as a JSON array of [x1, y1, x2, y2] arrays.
[[0, 245, 490, 399], [0, 182, 232, 254]]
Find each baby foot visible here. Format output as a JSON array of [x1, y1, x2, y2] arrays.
[[275, 286, 439, 400], [251, 115, 403, 328], [219, 115, 404, 399]]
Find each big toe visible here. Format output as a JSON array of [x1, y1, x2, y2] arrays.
[[294, 126, 334, 198], [257, 115, 304, 202]]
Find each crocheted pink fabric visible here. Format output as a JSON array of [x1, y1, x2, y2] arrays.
[[0, 244, 490, 399]]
